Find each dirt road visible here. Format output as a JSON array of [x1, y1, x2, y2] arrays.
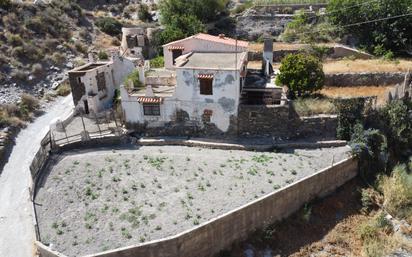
[[0, 96, 73, 257]]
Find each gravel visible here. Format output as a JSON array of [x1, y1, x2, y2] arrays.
[[35, 145, 350, 256]]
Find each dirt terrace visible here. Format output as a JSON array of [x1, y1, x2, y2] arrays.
[[35, 145, 350, 256]]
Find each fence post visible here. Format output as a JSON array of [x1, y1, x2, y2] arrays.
[[94, 112, 102, 136], [80, 113, 86, 133], [112, 109, 119, 128]]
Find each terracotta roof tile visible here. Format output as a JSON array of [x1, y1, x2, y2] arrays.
[[163, 33, 249, 48], [137, 97, 163, 104]]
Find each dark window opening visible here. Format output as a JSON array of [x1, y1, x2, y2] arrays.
[[143, 104, 160, 116], [172, 49, 183, 65], [199, 79, 213, 95], [249, 111, 258, 118]]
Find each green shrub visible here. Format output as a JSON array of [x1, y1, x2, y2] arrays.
[[20, 93, 39, 112], [336, 98, 365, 141], [98, 51, 109, 60], [125, 70, 143, 89], [50, 52, 66, 65], [95, 17, 122, 36], [11, 46, 24, 58], [232, 0, 253, 14], [31, 63, 44, 76], [74, 42, 87, 54], [150, 56, 164, 68], [138, 4, 152, 22], [5, 33, 23, 46], [56, 82, 71, 96], [276, 53, 324, 98], [380, 161, 412, 221], [11, 69, 27, 81]]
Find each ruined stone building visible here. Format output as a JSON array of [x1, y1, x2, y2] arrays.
[[68, 51, 135, 114], [120, 27, 159, 61], [121, 33, 251, 134]]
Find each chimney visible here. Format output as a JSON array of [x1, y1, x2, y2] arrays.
[[263, 38, 274, 77], [218, 34, 225, 39]]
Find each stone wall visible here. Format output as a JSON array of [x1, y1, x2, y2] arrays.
[[238, 104, 292, 138], [296, 115, 338, 139], [81, 157, 357, 257], [325, 72, 405, 87], [237, 104, 337, 139], [249, 49, 300, 62]]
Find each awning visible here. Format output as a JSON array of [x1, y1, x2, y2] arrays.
[[197, 74, 214, 80], [137, 97, 163, 104], [168, 46, 185, 51]]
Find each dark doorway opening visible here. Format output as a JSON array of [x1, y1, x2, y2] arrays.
[[172, 49, 183, 65]]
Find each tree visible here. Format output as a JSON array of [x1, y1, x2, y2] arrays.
[[327, 0, 412, 55], [138, 4, 152, 22], [276, 53, 325, 98], [95, 17, 122, 36], [158, 0, 227, 44]]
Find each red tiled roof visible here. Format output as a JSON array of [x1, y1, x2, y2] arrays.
[[168, 46, 185, 50], [163, 33, 249, 48], [194, 33, 249, 48], [197, 74, 214, 79], [137, 97, 163, 104]]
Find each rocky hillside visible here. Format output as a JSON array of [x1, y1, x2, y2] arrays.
[[0, 0, 158, 104]]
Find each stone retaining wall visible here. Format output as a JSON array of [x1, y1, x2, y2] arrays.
[[325, 72, 405, 87], [249, 45, 371, 63], [238, 105, 337, 139]]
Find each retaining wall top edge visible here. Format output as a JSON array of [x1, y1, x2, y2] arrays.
[[82, 156, 357, 257]]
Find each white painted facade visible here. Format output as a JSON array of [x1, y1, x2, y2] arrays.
[[121, 34, 249, 133], [69, 53, 135, 114]]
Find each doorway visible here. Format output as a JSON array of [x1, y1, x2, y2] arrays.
[[172, 49, 183, 65], [83, 100, 89, 114]]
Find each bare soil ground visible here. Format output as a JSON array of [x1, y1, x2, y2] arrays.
[[35, 145, 349, 257]]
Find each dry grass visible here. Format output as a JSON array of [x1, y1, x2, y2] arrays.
[[319, 86, 393, 106], [292, 97, 337, 116], [323, 59, 412, 74], [93, 30, 118, 49]]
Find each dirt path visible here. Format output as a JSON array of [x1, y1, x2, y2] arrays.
[[0, 95, 73, 257]]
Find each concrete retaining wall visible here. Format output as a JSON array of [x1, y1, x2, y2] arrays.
[[325, 72, 405, 87], [81, 157, 357, 257]]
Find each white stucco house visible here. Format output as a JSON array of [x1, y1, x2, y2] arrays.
[[120, 33, 249, 133], [68, 51, 135, 114]]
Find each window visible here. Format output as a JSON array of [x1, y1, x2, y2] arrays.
[[143, 104, 160, 116], [199, 78, 213, 95]]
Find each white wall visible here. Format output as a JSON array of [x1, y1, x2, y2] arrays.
[[75, 57, 135, 114], [172, 68, 241, 132], [122, 67, 242, 132], [164, 38, 248, 69]]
